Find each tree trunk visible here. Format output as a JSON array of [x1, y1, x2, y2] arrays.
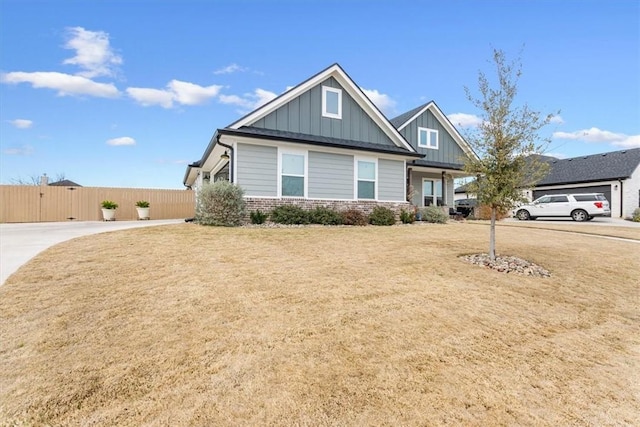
[[489, 207, 496, 261]]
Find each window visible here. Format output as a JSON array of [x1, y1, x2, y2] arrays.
[[535, 196, 551, 204], [423, 179, 443, 206], [281, 153, 305, 197], [550, 195, 569, 203], [418, 127, 438, 149], [356, 159, 376, 199], [322, 86, 342, 119]]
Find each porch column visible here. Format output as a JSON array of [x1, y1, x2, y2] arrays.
[[441, 171, 446, 206]]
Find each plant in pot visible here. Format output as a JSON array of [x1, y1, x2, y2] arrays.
[[135, 200, 150, 220], [101, 200, 118, 221]]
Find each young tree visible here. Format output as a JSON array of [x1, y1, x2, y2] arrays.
[[464, 49, 555, 261]]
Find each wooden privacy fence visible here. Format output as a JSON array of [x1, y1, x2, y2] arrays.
[[0, 185, 195, 223]]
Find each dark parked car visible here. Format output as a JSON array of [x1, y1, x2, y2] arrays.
[[455, 198, 477, 218]]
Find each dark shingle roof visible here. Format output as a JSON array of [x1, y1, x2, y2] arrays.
[[219, 127, 423, 157], [410, 159, 465, 171], [49, 179, 82, 187], [389, 102, 431, 128], [538, 148, 640, 186]]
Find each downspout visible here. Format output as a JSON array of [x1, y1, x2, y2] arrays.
[[216, 135, 234, 183], [618, 179, 623, 218]]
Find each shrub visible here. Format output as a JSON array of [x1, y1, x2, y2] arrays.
[[473, 205, 510, 220], [270, 205, 310, 225], [101, 200, 118, 209], [399, 208, 415, 224], [250, 209, 268, 224], [195, 181, 246, 226], [135, 200, 149, 208], [309, 206, 343, 225], [369, 206, 396, 226], [632, 208, 640, 222], [421, 206, 449, 224], [341, 208, 368, 226]]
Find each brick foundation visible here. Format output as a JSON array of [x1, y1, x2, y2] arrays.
[[244, 198, 411, 221]]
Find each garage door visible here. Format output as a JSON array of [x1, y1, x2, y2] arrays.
[[533, 184, 611, 204]]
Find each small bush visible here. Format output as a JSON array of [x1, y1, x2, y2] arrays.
[[250, 209, 268, 224], [369, 206, 396, 226], [135, 200, 149, 208], [341, 208, 368, 226], [195, 181, 246, 226], [632, 208, 640, 222], [309, 206, 343, 225], [473, 205, 509, 220], [270, 205, 310, 225], [399, 208, 415, 224], [421, 206, 449, 224]]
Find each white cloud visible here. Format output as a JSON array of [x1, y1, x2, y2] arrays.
[[168, 80, 222, 105], [219, 88, 277, 111], [3, 144, 34, 155], [127, 80, 222, 108], [9, 119, 33, 129], [106, 136, 136, 146], [213, 63, 247, 75], [361, 88, 396, 116], [63, 27, 122, 78], [549, 115, 564, 124], [1, 71, 120, 98], [126, 87, 173, 108], [447, 113, 483, 128], [553, 127, 640, 148]]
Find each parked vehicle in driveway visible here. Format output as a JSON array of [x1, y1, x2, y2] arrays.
[[455, 198, 477, 218], [512, 193, 611, 222]]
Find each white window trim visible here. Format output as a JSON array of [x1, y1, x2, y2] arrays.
[[354, 156, 378, 200], [422, 178, 443, 207], [278, 148, 308, 198], [322, 86, 342, 119], [418, 127, 439, 149]]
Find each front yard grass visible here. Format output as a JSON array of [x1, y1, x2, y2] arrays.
[[1, 222, 638, 426]]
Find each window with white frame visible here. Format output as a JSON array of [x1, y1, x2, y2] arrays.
[[281, 152, 306, 197], [418, 127, 438, 149], [423, 179, 443, 206], [322, 86, 342, 119], [356, 159, 376, 199]]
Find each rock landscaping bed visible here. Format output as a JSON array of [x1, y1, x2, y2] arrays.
[[461, 253, 551, 277]]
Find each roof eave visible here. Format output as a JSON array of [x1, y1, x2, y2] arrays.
[[218, 128, 423, 158]]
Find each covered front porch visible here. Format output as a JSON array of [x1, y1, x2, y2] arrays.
[[407, 163, 471, 210]]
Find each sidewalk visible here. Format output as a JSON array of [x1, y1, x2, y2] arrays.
[[0, 220, 183, 286]]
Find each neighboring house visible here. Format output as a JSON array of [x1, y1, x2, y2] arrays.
[[48, 179, 82, 187], [529, 148, 640, 218], [184, 63, 476, 214], [453, 148, 640, 218]]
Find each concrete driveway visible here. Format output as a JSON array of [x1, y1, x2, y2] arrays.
[[0, 220, 183, 286]]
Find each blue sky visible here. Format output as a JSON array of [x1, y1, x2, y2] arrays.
[[1, 0, 638, 189]]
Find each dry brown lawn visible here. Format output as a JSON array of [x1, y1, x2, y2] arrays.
[[1, 222, 639, 426]]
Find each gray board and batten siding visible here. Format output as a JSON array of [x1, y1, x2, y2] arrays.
[[250, 77, 395, 147], [236, 143, 278, 196], [236, 143, 406, 202], [398, 109, 467, 166], [378, 159, 405, 201], [308, 151, 354, 199]]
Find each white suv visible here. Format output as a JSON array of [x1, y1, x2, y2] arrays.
[[513, 193, 611, 222]]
